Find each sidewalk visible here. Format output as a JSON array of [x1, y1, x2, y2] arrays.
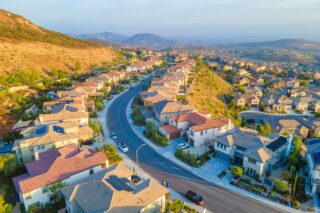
[[125, 98, 300, 213], [93, 79, 209, 213]]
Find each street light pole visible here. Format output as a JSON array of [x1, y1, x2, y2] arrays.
[[136, 143, 146, 175]]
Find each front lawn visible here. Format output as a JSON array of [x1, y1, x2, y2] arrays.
[[175, 149, 210, 167]]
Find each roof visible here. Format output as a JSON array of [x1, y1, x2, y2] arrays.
[[214, 127, 288, 163], [61, 163, 169, 213], [153, 100, 195, 115], [39, 110, 88, 123], [160, 125, 181, 134], [13, 144, 108, 194], [306, 138, 320, 171], [14, 123, 92, 149], [171, 112, 229, 132]]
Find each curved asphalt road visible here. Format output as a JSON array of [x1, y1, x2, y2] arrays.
[[106, 77, 284, 213]]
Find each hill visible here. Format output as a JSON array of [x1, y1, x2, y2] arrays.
[[186, 63, 233, 118], [123, 33, 177, 49], [223, 39, 320, 50], [74, 32, 129, 44], [0, 9, 119, 81], [75, 32, 179, 49]]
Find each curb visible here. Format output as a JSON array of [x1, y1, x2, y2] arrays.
[[125, 98, 299, 213]]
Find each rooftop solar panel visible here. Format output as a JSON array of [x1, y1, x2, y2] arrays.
[[106, 176, 133, 192], [309, 139, 320, 145], [35, 126, 47, 135], [313, 152, 320, 165], [266, 136, 287, 152]]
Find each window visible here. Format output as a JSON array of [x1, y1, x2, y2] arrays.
[[248, 158, 256, 165], [25, 192, 32, 200], [89, 169, 94, 175], [42, 186, 49, 193]]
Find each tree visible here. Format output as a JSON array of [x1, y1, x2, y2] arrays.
[[292, 172, 299, 198], [273, 178, 290, 193], [95, 100, 104, 111], [230, 166, 243, 177], [100, 144, 123, 165], [0, 195, 13, 213], [89, 121, 101, 134], [293, 137, 302, 152], [259, 122, 272, 136], [166, 199, 184, 213], [0, 154, 18, 176]]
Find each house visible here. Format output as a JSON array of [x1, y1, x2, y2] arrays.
[[12, 145, 108, 211], [35, 105, 89, 126], [213, 127, 290, 176], [245, 87, 263, 97], [278, 119, 309, 138], [238, 76, 257, 86], [306, 138, 320, 193], [286, 79, 300, 88], [61, 163, 169, 213], [168, 112, 232, 146], [153, 100, 196, 126], [235, 93, 260, 107], [13, 121, 93, 163], [43, 97, 85, 112]]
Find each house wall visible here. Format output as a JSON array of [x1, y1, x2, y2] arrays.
[[307, 154, 320, 193], [243, 156, 264, 176], [18, 139, 79, 163], [141, 195, 166, 213], [21, 162, 107, 211]]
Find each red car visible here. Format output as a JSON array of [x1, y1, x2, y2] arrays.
[[185, 190, 204, 205]]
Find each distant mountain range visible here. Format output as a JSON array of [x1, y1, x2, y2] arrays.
[[220, 39, 320, 50], [73, 32, 180, 49]]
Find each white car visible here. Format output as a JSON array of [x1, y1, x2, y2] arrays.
[[119, 142, 129, 152], [176, 143, 189, 150], [111, 132, 117, 140]]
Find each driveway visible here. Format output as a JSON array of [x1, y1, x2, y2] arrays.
[[106, 74, 288, 213]]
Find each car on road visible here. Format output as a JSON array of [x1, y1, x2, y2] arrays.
[[118, 142, 129, 152], [185, 190, 204, 205], [111, 132, 117, 140], [131, 175, 141, 184], [176, 142, 189, 150], [107, 95, 114, 101]]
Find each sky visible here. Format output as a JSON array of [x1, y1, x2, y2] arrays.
[[1, 0, 320, 43]]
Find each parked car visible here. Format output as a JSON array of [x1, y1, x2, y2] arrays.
[[185, 190, 204, 205], [111, 132, 117, 140], [131, 175, 141, 184], [107, 95, 114, 101], [176, 143, 189, 150], [119, 142, 129, 152], [83, 139, 94, 146]]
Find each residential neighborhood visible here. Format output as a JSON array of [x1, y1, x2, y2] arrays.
[[1, 2, 320, 212]]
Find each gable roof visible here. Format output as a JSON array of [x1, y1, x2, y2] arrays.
[[214, 127, 288, 163], [61, 163, 169, 213], [13, 144, 107, 194]]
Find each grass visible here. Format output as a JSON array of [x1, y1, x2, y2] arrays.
[[186, 62, 233, 118]]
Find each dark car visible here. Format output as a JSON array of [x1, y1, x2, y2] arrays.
[[131, 175, 141, 184], [185, 190, 204, 205]]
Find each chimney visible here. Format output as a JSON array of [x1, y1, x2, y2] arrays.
[[285, 135, 293, 157], [34, 151, 40, 161]]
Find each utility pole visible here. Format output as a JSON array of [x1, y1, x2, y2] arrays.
[[136, 144, 146, 175]]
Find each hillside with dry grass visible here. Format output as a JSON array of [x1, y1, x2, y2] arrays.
[[186, 63, 233, 118], [0, 9, 120, 82]]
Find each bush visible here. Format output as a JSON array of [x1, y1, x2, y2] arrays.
[[144, 121, 169, 146], [230, 166, 244, 177], [273, 178, 290, 194], [89, 121, 101, 134], [99, 144, 123, 165], [131, 108, 145, 126], [95, 100, 104, 111], [0, 195, 13, 213]]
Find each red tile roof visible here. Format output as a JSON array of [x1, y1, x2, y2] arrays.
[[13, 144, 107, 194], [160, 125, 182, 134]]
